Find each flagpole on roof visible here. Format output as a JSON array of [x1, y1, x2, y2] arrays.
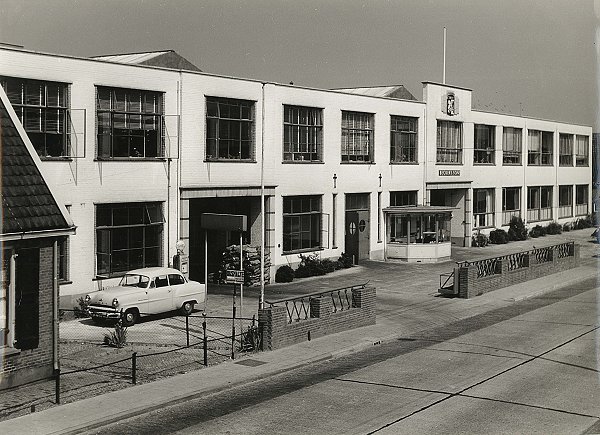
[[443, 27, 447, 84]]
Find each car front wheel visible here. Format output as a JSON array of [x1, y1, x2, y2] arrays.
[[180, 301, 195, 316], [121, 309, 138, 327]]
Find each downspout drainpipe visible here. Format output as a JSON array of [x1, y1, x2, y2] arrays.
[[260, 82, 266, 310], [53, 239, 59, 372]]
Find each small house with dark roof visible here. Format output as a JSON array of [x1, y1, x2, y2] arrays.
[[0, 85, 75, 388]]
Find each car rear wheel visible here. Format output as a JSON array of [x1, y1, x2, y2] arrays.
[[180, 301, 195, 316], [121, 309, 138, 327]]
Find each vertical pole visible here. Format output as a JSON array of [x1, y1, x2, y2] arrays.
[[186, 315, 190, 348], [203, 314, 208, 366], [443, 27, 447, 84], [132, 352, 137, 385], [54, 368, 60, 405], [239, 232, 243, 320], [232, 284, 236, 360], [260, 82, 266, 310], [204, 229, 208, 311]]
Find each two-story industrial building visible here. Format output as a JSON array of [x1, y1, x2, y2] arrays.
[[0, 46, 591, 307]]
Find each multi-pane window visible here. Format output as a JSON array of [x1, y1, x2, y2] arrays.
[[473, 188, 494, 228], [390, 191, 418, 206], [576, 135, 589, 166], [96, 202, 164, 276], [58, 238, 69, 282], [283, 105, 322, 162], [527, 186, 553, 222], [341, 111, 373, 162], [474, 124, 495, 164], [502, 127, 522, 165], [1, 76, 69, 158], [502, 187, 521, 225], [558, 185, 573, 218], [436, 120, 462, 163], [282, 196, 321, 253], [97, 87, 163, 159], [528, 130, 553, 165], [559, 133, 573, 166], [206, 97, 254, 160], [390, 116, 418, 163], [576, 184, 589, 215], [1, 252, 10, 347]]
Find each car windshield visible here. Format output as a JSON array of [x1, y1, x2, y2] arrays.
[[119, 274, 150, 288]]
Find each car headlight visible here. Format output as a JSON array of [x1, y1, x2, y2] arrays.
[[112, 298, 119, 308], [84, 294, 91, 303]]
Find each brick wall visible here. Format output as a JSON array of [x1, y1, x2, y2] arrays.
[[259, 286, 376, 350], [457, 244, 580, 298], [1, 241, 56, 389]]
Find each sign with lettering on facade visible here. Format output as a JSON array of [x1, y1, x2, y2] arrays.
[[439, 169, 460, 176]]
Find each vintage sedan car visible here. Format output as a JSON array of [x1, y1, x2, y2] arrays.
[[85, 267, 205, 326]]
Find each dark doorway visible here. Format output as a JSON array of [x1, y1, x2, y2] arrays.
[[15, 248, 39, 350]]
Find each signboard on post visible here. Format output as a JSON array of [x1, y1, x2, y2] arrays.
[[225, 269, 245, 285]]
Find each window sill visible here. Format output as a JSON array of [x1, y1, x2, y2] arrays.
[[576, 164, 589, 168], [94, 157, 167, 162], [435, 162, 463, 166], [205, 159, 257, 163], [1, 346, 20, 357], [527, 164, 553, 167], [58, 280, 73, 286], [502, 163, 522, 166], [473, 226, 495, 230], [40, 157, 73, 162], [390, 161, 419, 165], [473, 163, 495, 166], [282, 247, 324, 255], [281, 160, 325, 164], [559, 164, 574, 167], [340, 161, 375, 165]]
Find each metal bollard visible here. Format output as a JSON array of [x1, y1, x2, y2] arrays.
[[186, 315, 190, 348], [132, 352, 137, 384], [54, 368, 61, 404], [203, 313, 208, 366]]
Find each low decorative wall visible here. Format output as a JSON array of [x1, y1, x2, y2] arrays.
[[453, 242, 579, 298], [258, 286, 376, 350]]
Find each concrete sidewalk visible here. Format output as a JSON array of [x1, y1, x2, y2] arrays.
[[1, 230, 598, 435]]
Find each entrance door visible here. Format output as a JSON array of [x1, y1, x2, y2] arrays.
[[345, 211, 359, 265], [357, 210, 370, 260], [345, 193, 370, 265]]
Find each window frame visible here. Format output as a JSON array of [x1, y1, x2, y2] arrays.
[[559, 133, 573, 166], [390, 191, 418, 207], [473, 124, 495, 165], [390, 115, 418, 164], [95, 202, 164, 277], [282, 195, 322, 254], [205, 96, 255, 162], [502, 126, 522, 165], [527, 186, 553, 222], [341, 111, 374, 163], [558, 185, 573, 218], [473, 188, 495, 228], [1, 76, 70, 159], [96, 86, 164, 160], [436, 120, 463, 164], [502, 187, 521, 225], [575, 135, 589, 167], [528, 130, 553, 166], [575, 184, 589, 216], [283, 105, 323, 162]]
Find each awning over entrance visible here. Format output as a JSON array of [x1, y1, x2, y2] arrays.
[[181, 185, 277, 199]]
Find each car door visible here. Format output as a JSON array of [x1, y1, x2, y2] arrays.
[[147, 274, 174, 314]]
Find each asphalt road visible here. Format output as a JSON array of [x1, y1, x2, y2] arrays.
[[83, 277, 600, 435]]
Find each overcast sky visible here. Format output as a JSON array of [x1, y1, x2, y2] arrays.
[[1, 0, 598, 129]]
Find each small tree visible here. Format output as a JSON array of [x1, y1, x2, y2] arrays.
[[508, 216, 528, 241]]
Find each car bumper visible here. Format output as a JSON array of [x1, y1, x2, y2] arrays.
[[88, 306, 121, 319]]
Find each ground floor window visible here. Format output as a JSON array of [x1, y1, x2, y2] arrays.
[[558, 185, 573, 218], [473, 188, 494, 228], [282, 195, 322, 253], [96, 202, 164, 276], [527, 186, 552, 222], [502, 187, 521, 225], [388, 213, 450, 244], [576, 184, 589, 216]]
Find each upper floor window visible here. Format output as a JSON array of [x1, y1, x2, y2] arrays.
[[436, 120, 462, 164], [390, 116, 418, 163], [97, 87, 163, 159], [341, 111, 373, 162], [474, 124, 495, 164], [282, 195, 322, 253], [502, 127, 522, 165], [528, 130, 553, 166], [206, 97, 254, 161], [390, 191, 418, 206], [559, 133, 573, 166], [1, 76, 69, 158], [283, 105, 322, 162], [576, 135, 589, 166]]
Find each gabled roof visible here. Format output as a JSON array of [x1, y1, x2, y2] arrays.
[[0, 86, 75, 239], [91, 50, 201, 72], [333, 85, 417, 101]]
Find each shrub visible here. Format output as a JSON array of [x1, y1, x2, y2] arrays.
[[575, 216, 594, 229], [294, 253, 327, 278], [529, 225, 546, 238], [472, 233, 489, 247], [488, 229, 508, 244], [103, 320, 128, 348], [508, 216, 528, 241], [73, 296, 90, 318], [337, 252, 354, 268], [562, 223, 571, 232], [275, 265, 294, 283], [546, 222, 562, 235], [320, 259, 337, 273]]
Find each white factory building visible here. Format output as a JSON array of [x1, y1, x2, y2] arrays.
[[0, 46, 591, 305]]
